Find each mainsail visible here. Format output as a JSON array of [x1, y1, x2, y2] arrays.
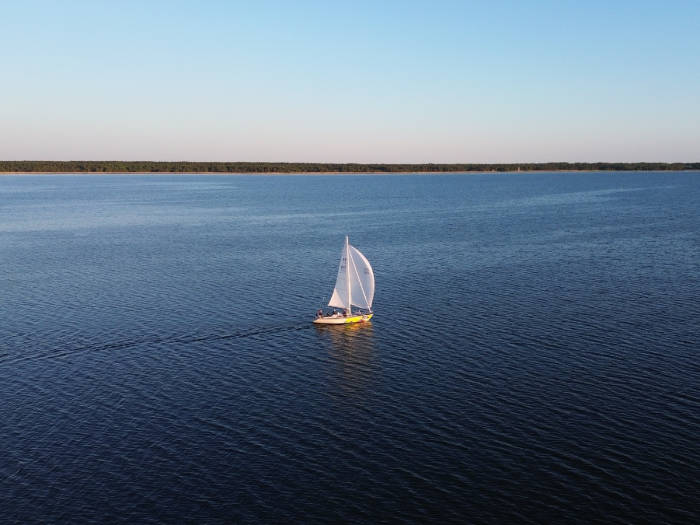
[[328, 236, 374, 312]]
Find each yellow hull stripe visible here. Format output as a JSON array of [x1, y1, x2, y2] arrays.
[[344, 313, 373, 323]]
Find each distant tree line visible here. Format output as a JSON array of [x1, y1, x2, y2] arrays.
[[1, 161, 699, 173]]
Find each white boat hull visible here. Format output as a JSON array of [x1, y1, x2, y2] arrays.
[[313, 313, 373, 325]]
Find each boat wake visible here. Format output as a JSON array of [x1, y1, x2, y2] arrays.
[[0, 321, 312, 367]]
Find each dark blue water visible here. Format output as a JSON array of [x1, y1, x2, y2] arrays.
[[1, 172, 698, 523]]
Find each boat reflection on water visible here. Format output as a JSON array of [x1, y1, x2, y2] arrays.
[[315, 322, 376, 399]]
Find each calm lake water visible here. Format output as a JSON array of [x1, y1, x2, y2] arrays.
[[1, 172, 698, 523]]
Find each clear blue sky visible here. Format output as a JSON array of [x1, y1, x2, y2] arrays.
[[2, 0, 699, 162]]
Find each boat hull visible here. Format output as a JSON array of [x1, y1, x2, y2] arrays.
[[313, 313, 373, 325]]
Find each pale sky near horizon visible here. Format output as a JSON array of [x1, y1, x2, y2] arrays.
[[2, 1, 699, 163]]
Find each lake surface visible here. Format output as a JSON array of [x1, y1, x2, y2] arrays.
[[1, 172, 698, 523]]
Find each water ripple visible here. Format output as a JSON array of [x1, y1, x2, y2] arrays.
[[1, 173, 698, 523]]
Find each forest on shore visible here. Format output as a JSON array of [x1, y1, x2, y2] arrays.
[[2, 161, 699, 173]]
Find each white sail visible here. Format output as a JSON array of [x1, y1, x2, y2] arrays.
[[348, 245, 374, 309], [328, 244, 349, 309], [327, 237, 374, 311]]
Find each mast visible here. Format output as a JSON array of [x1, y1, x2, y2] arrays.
[[345, 235, 351, 315]]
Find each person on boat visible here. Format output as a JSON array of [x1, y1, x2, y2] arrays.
[[316, 309, 323, 318]]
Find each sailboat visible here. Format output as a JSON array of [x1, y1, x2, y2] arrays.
[[313, 236, 374, 324]]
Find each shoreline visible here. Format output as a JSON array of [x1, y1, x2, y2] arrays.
[[2, 169, 700, 176]]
